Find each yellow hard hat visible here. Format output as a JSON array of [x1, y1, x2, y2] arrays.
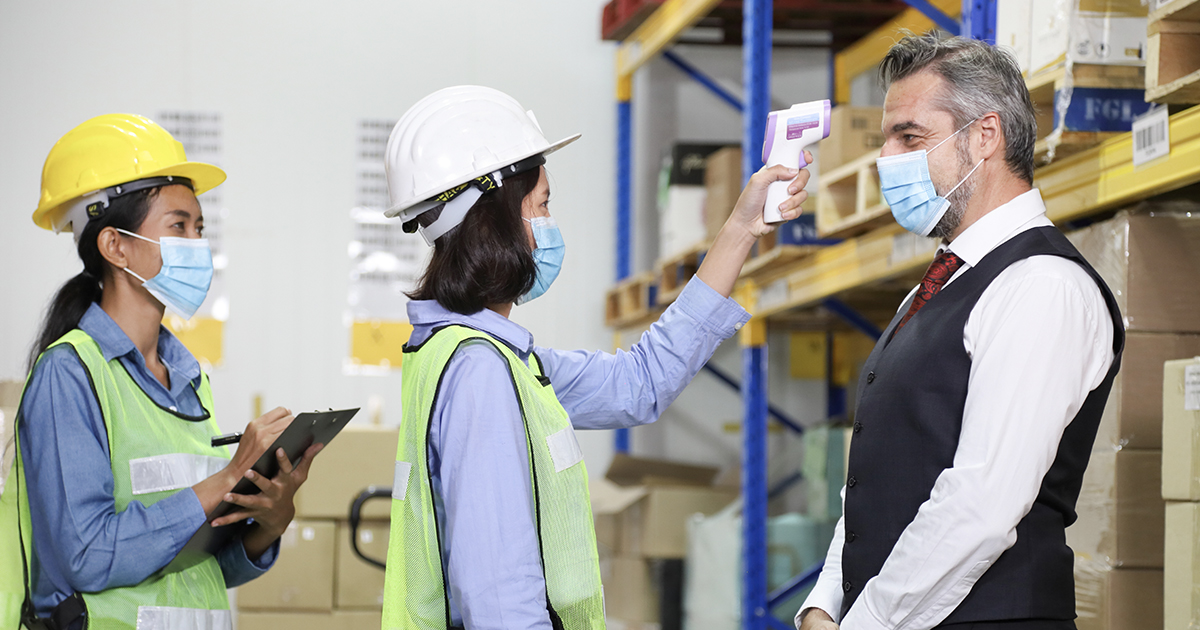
[[33, 113, 226, 233]]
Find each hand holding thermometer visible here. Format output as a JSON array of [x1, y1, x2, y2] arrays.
[[761, 99, 831, 224]]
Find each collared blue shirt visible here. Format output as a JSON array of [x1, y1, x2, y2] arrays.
[[407, 277, 749, 630], [17, 303, 276, 616]]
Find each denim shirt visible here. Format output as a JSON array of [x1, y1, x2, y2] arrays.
[[407, 276, 749, 630], [18, 303, 277, 616]]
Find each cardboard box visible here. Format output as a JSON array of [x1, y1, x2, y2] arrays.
[[1067, 449, 1163, 568], [659, 143, 733, 260], [1067, 208, 1200, 334], [1162, 357, 1200, 500], [997, 0, 1033, 74], [603, 556, 659, 623], [1164, 502, 1200, 630], [1073, 559, 1162, 630], [335, 520, 388, 609], [238, 611, 382, 630], [1095, 333, 1200, 451], [704, 147, 742, 242], [294, 426, 398, 519], [237, 520, 336, 611], [818, 107, 883, 173], [1030, 0, 1148, 75], [592, 455, 738, 559]]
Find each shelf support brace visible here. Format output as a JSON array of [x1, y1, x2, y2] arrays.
[[663, 49, 745, 113], [702, 363, 804, 434]]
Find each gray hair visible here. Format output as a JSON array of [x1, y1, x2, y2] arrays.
[[879, 32, 1037, 184]]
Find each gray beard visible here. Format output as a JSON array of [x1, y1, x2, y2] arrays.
[[931, 135, 976, 241]]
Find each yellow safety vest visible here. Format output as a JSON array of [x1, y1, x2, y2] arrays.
[[382, 326, 605, 630], [0, 329, 233, 630]]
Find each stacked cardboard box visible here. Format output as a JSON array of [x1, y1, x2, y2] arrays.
[[817, 107, 883, 174], [237, 426, 397, 630], [997, 0, 1148, 76], [1063, 207, 1200, 629], [1162, 357, 1200, 628], [591, 454, 738, 627], [659, 143, 734, 260]]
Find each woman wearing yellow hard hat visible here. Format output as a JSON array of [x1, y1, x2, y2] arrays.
[[380, 86, 812, 629], [0, 114, 320, 630]]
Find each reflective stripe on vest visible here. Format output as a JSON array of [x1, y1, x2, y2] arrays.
[[130, 453, 230, 495], [382, 326, 605, 630], [136, 606, 232, 630], [0, 329, 232, 628]]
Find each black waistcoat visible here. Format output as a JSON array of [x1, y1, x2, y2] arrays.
[[839, 226, 1124, 624]]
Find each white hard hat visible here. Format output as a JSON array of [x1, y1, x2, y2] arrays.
[[384, 85, 580, 243]]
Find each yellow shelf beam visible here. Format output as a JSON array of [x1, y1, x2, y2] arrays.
[[745, 105, 1200, 320], [615, 0, 725, 80], [1039, 104, 1200, 224], [833, 0, 961, 104]]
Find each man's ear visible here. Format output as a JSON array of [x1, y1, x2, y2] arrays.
[[977, 111, 1004, 161], [96, 226, 128, 270]]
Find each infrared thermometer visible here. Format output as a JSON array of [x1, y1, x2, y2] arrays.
[[761, 99, 831, 224]]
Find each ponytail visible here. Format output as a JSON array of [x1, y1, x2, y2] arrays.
[[26, 187, 161, 371]]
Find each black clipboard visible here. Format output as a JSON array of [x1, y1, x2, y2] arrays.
[[179, 407, 360, 557]]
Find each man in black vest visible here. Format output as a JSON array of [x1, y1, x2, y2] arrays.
[[795, 33, 1123, 630]]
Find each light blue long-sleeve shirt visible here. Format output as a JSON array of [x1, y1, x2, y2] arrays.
[[407, 276, 750, 630], [17, 303, 277, 617]]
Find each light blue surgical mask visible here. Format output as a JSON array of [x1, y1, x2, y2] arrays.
[[877, 121, 983, 237], [517, 216, 564, 305], [118, 229, 214, 319]]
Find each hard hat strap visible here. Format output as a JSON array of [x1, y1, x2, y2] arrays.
[[56, 175, 195, 243], [429, 154, 546, 206]]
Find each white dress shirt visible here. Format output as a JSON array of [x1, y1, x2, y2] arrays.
[[798, 189, 1115, 630]]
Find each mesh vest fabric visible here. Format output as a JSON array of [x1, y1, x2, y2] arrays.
[[382, 326, 605, 630], [0, 329, 232, 629]]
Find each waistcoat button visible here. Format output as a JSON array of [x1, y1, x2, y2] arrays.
[[843, 580, 853, 592], [866, 372, 875, 384], [846, 531, 858, 543], [847, 476, 857, 487], [853, 421, 862, 434]]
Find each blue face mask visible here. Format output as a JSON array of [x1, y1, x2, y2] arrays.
[[876, 121, 983, 237], [517, 216, 564, 305], [118, 229, 214, 319]]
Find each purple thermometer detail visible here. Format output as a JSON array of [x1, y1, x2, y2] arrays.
[[822, 100, 832, 139], [762, 112, 778, 164], [785, 114, 819, 139]]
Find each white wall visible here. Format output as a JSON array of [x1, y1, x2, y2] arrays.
[[0, 2, 834, 487], [0, 0, 616, 453]]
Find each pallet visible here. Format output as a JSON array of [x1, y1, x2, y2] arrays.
[[604, 271, 659, 328], [815, 151, 892, 240], [1026, 63, 1146, 164], [657, 243, 706, 305], [1147, 0, 1200, 103]]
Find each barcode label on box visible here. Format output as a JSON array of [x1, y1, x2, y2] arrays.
[[1132, 107, 1169, 167], [1185, 365, 1200, 411]]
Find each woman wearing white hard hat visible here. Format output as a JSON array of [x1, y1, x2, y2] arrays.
[[0, 114, 320, 630], [381, 86, 812, 630]]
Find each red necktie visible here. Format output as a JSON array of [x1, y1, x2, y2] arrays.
[[894, 250, 966, 335]]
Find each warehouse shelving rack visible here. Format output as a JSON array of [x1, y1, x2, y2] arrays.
[[606, 1, 1200, 628]]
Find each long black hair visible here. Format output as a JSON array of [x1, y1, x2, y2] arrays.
[[406, 168, 541, 314], [26, 187, 164, 371]]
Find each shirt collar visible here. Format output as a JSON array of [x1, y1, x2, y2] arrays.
[[946, 188, 1049, 266], [77, 303, 202, 388], [406, 300, 535, 358]]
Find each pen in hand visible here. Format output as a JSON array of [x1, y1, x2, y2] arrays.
[[211, 432, 242, 447]]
